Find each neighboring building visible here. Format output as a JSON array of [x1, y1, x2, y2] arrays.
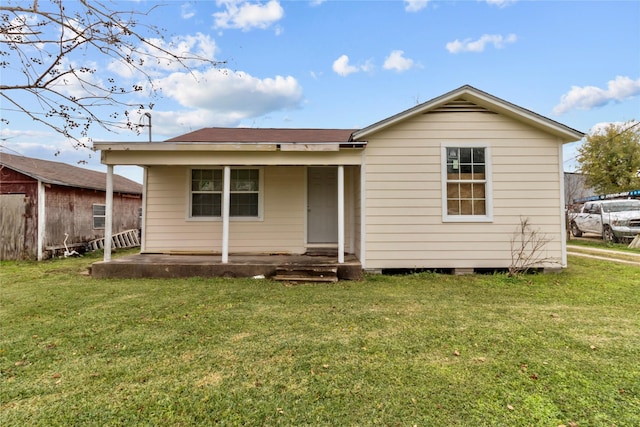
[[0, 152, 142, 260], [93, 85, 583, 275], [564, 172, 596, 208], [565, 172, 640, 208]]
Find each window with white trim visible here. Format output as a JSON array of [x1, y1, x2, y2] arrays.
[[442, 146, 491, 221], [93, 204, 106, 229], [190, 168, 261, 218]]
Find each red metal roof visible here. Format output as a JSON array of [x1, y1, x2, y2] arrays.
[[166, 127, 357, 143], [0, 152, 142, 195]]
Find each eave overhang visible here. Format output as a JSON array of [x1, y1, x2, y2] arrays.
[[94, 141, 366, 152], [94, 141, 367, 166]]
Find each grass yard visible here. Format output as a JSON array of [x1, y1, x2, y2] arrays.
[[1, 250, 639, 426], [568, 237, 640, 254]]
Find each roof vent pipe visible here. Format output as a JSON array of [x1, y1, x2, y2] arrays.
[[144, 112, 152, 142]]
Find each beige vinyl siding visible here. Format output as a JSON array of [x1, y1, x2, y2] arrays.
[[143, 165, 356, 255], [364, 110, 564, 269], [144, 166, 307, 254]]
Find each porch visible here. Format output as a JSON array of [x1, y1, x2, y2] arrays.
[[90, 252, 362, 281]]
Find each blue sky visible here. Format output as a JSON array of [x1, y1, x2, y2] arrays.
[[1, 0, 639, 183]]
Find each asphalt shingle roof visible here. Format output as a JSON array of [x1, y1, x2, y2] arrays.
[[0, 152, 142, 195], [166, 128, 357, 143]]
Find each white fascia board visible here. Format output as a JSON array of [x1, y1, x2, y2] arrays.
[[93, 142, 279, 151], [351, 91, 459, 140], [462, 91, 585, 142], [280, 143, 340, 151], [352, 85, 584, 143]]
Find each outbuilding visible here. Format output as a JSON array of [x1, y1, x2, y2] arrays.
[[0, 152, 142, 260]]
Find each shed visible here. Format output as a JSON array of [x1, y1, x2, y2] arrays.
[[0, 152, 142, 260]]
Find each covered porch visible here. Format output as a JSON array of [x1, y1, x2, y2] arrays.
[[90, 252, 362, 281], [93, 130, 367, 280]]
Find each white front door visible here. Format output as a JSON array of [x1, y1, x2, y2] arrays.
[[307, 167, 338, 244]]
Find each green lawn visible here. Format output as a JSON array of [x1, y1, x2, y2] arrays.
[[1, 251, 639, 426], [568, 236, 640, 254]]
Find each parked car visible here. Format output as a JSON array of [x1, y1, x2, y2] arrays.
[[570, 199, 640, 242]]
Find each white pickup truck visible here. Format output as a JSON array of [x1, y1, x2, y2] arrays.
[[570, 199, 640, 242]]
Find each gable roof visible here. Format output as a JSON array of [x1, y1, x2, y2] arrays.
[[167, 128, 357, 143], [351, 85, 584, 142], [0, 152, 142, 194]]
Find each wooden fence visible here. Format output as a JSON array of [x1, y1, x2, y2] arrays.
[[0, 194, 31, 260]]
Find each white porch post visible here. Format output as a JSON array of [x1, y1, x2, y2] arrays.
[[338, 165, 345, 264], [360, 155, 367, 270], [37, 180, 45, 261], [140, 167, 148, 253], [104, 165, 114, 262], [222, 166, 231, 263], [349, 168, 355, 253]]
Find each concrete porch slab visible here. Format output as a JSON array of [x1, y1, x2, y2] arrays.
[[90, 253, 362, 280]]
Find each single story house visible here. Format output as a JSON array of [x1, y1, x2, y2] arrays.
[[92, 85, 583, 278], [0, 152, 142, 260]]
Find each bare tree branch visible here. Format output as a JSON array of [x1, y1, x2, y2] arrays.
[[509, 217, 561, 276], [0, 0, 222, 146]]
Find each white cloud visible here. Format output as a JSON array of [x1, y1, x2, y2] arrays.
[[2, 14, 40, 44], [553, 76, 640, 115], [1, 128, 51, 143], [148, 109, 241, 135], [446, 33, 517, 53], [332, 54, 373, 77], [484, 0, 516, 8], [309, 0, 326, 6], [152, 68, 303, 128], [383, 50, 416, 72], [404, 0, 429, 12], [47, 57, 108, 100], [181, 3, 196, 19], [213, 0, 284, 31], [107, 33, 218, 78], [332, 55, 359, 76], [2, 132, 93, 159], [587, 121, 633, 136], [360, 59, 374, 73]]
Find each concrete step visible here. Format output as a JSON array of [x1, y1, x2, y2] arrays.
[[273, 265, 338, 283]]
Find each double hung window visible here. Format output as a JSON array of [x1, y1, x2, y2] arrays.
[[190, 168, 261, 219], [93, 204, 106, 229], [442, 145, 492, 221]]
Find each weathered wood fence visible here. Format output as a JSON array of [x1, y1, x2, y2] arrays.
[[0, 194, 32, 260]]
